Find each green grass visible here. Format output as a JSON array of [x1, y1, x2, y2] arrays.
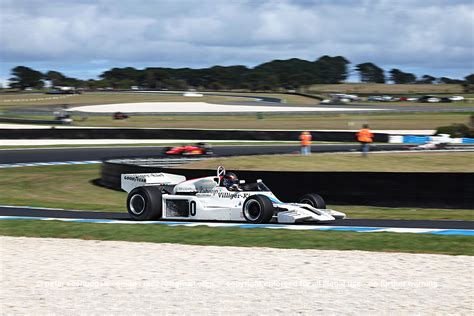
[[0, 164, 472, 220], [4, 112, 469, 130], [0, 220, 472, 255], [0, 164, 125, 212], [66, 112, 474, 130], [181, 152, 474, 173]]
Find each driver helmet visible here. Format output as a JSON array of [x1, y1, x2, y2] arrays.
[[222, 172, 238, 187]]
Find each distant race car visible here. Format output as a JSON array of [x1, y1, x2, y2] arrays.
[[418, 95, 441, 103], [449, 96, 464, 101], [405, 141, 448, 150], [113, 112, 129, 120], [121, 166, 346, 224], [164, 142, 213, 155], [404, 134, 452, 150]]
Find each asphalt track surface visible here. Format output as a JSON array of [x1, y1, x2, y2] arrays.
[[0, 144, 405, 164], [0, 206, 472, 229]]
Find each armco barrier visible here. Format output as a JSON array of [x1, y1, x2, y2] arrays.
[[101, 162, 474, 209], [0, 128, 389, 142]]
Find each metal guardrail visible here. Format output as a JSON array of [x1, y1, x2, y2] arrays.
[[106, 157, 207, 168]]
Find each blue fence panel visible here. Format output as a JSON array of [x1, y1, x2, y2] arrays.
[[402, 135, 430, 144]]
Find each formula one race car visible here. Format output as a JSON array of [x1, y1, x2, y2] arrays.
[[405, 141, 448, 150], [121, 166, 346, 224], [164, 142, 213, 156], [404, 134, 452, 150]]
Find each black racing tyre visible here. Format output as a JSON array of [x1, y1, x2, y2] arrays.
[[298, 193, 326, 209], [242, 195, 274, 224], [127, 186, 163, 220]]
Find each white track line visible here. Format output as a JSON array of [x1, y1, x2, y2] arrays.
[[0, 216, 472, 236]]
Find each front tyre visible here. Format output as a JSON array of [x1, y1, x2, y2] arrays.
[[127, 186, 163, 220], [242, 195, 274, 224], [298, 193, 326, 209]]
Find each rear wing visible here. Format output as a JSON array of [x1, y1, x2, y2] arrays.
[[121, 173, 186, 193]]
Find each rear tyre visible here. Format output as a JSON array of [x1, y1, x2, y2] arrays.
[[298, 193, 326, 209], [242, 195, 274, 224], [127, 186, 163, 220]]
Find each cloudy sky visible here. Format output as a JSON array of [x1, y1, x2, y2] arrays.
[[0, 0, 473, 84]]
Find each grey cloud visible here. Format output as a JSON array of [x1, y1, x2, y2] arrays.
[[0, 0, 472, 79]]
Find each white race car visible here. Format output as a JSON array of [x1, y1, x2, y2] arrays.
[[121, 166, 346, 224]]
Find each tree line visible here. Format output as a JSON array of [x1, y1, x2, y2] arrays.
[[6, 56, 474, 91]]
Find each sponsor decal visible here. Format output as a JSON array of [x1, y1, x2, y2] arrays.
[[215, 192, 251, 200], [123, 175, 146, 182], [177, 186, 196, 192], [123, 173, 164, 182]]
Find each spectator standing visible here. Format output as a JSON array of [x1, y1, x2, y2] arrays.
[[357, 124, 374, 157], [299, 131, 312, 155]]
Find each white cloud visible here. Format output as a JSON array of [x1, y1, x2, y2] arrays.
[[0, 0, 472, 79]]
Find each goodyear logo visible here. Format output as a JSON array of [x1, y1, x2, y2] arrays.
[[123, 174, 164, 182], [123, 175, 146, 182]]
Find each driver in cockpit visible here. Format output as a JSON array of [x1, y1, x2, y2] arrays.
[[221, 172, 241, 191]]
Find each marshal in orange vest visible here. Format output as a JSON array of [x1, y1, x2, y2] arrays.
[[299, 131, 312, 146], [357, 127, 373, 143]]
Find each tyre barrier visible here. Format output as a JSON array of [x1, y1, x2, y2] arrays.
[[101, 159, 474, 209], [0, 128, 389, 142]]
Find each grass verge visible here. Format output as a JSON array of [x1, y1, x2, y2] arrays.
[[1, 112, 471, 130], [65, 112, 474, 130], [181, 152, 474, 172], [0, 220, 472, 255], [0, 164, 124, 212]]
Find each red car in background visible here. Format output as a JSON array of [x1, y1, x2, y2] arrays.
[[164, 142, 213, 156]]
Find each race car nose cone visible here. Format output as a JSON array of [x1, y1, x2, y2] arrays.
[[327, 209, 347, 219], [316, 213, 336, 222]]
